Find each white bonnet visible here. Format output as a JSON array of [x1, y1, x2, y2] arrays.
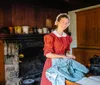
[[55, 13, 70, 26]]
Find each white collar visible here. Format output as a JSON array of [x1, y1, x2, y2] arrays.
[[52, 30, 67, 37]]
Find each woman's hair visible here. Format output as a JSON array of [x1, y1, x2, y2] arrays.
[[55, 13, 70, 26]]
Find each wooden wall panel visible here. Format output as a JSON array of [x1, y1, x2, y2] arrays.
[[2, 4, 12, 26], [0, 40, 5, 84], [0, 3, 61, 28], [24, 5, 36, 27], [12, 4, 26, 26], [0, 8, 3, 27], [36, 8, 46, 28], [12, 4, 36, 27]]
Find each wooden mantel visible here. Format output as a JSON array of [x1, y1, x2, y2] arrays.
[[0, 34, 45, 40]]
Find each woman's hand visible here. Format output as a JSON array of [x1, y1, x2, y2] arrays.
[[66, 53, 76, 59]]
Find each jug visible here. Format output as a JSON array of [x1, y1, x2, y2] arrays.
[[22, 26, 30, 34], [14, 26, 22, 34]]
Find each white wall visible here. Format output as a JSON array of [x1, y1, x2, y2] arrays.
[[68, 4, 100, 54]]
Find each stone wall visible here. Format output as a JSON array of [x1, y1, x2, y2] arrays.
[[4, 42, 21, 85]]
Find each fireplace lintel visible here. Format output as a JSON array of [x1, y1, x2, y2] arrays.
[[0, 34, 45, 41]]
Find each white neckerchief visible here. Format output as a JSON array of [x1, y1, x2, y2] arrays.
[[52, 30, 67, 37]]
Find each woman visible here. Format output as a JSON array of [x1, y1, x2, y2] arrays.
[[40, 13, 75, 85]]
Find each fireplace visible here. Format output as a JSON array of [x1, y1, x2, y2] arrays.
[[1, 34, 46, 85]]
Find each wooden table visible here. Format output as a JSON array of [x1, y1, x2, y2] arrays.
[[65, 80, 80, 85]]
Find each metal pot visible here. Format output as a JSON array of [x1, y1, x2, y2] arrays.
[[19, 78, 35, 85]]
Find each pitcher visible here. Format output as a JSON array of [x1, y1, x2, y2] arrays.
[[22, 26, 30, 34]]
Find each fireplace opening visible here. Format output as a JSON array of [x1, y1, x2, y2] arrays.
[[18, 40, 46, 85], [19, 47, 45, 76]]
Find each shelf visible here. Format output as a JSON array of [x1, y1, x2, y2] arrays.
[[0, 33, 45, 40]]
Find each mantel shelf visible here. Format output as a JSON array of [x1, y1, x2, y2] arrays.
[[0, 33, 46, 40]]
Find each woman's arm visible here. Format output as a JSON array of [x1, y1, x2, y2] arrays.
[[46, 52, 66, 58], [46, 51, 76, 59]]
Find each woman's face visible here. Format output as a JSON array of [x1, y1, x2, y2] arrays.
[[57, 17, 69, 31]]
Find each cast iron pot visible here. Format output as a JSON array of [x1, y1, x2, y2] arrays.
[[19, 78, 35, 85]]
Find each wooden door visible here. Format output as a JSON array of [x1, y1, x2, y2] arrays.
[[96, 7, 100, 47], [76, 12, 86, 47], [76, 8, 99, 48], [85, 10, 98, 48]]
